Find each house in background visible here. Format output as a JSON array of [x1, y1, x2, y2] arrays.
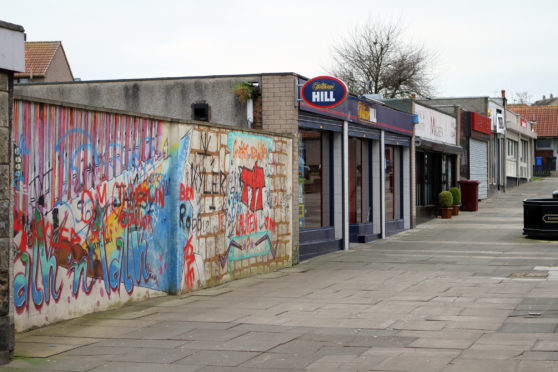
[[533, 94, 558, 106], [14, 41, 73, 83], [509, 105, 558, 174]]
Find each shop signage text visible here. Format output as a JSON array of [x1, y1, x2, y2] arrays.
[[302, 76, 347, 108]]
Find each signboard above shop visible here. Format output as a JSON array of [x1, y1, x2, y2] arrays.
[[297, 77, 414, 137], [301, 76, 347, 108]]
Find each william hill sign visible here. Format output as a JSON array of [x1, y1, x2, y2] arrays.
[[302, 76, 347, 108]]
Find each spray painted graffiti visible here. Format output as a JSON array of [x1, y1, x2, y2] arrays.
[[13, 99, 292, 331]]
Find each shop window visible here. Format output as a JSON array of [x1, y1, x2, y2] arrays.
[[299, 129, 331, 229], [349, 137, 363, 224], [385, 146, 401, 220], [507, 139, 517, 159], [520, 140, 528, 163]]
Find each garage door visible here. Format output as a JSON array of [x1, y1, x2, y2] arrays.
[[470, 139, 488, 200]]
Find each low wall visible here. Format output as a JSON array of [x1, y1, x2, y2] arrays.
[[12, 98, 292, 331]]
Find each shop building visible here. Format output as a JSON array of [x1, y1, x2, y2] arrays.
[[504, 109, 537, 187]]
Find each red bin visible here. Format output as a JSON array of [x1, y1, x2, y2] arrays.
[[458, 180, 480, 211]]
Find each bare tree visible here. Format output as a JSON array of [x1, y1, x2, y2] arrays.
[[511, 91, 531, 105], [329, 20, 435, 99]]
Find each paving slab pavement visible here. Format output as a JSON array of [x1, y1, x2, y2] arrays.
[[5, 178, 558, 371]]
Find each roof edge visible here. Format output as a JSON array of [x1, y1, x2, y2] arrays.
[[0, 20, 24, 32]]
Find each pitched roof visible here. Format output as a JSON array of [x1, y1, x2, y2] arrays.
[[16, 41, 62, 77], [534, 97, 558, 106], [509, 105, 558, 137]]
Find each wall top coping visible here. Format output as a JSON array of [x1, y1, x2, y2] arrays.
[[15, 72, 303, 87]]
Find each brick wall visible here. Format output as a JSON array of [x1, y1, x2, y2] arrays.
[[261, 74, 300, 263]]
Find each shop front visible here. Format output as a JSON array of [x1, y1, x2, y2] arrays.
[[297, 78, 413, 258], [461, 111, 491, 199], [414, 103, 461, 223]]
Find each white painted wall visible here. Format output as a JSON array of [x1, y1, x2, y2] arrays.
[[414, 104, 456, 145], [0, 25, 25, 72]]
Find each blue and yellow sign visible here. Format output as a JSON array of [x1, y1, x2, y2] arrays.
[[301, 76, 347, 108]]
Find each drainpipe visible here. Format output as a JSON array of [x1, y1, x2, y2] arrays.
[[343, 120, 349, 250], [247, 98, 254, 129], [380, 130, 386, 239], [502, 90, 507, 192]]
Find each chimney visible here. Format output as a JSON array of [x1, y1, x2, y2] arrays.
[[501, 90, 506, 98], [543, 95, 546, 100], [551, 94, 554, 99]]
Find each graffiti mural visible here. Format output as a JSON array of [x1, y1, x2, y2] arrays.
[[13, 99, 292, 331]]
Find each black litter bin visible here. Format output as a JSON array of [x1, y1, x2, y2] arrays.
[[458, 180, 480, 211], [524, 190, 558, 239]]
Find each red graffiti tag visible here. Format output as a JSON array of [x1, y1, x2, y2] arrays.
[[180, 184, 194, 201], [183, 236, 195, 290], [240, 161, 265, 211]]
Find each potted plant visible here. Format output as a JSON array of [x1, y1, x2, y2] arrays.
[[439, 191, 453, 219], [233, 81, 255, 103], [450, 187, 461, 216]]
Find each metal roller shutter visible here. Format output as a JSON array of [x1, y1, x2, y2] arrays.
[[469, 139, 488, 200], [348, 124, 380, 139], [298, 112, 343, 132], [384, 132, 411, 147]]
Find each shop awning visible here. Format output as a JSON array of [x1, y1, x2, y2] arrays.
[[416, 137, 462, 155]]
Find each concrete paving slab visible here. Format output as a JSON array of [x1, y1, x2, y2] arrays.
[[375, 355, 454, 372], [442, 359, 520, 372], [89, 361, 202, 372], [239, 352, 319, 369], [0, 355, 105, 371], [175, 350, 260, 367], [499, 322, 558, 333], [13, 343, 81, 358], [407, 337, 475, 349]]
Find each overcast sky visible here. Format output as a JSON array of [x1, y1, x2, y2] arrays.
[[4, 0, 557, 103]]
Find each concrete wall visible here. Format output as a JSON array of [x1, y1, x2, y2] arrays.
[[12, 98, 292, 331], [420, 98, 488, 116], [15, 75, 261, 128]]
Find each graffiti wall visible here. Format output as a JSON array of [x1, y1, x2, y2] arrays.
[[12, 99, 292, 330]]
